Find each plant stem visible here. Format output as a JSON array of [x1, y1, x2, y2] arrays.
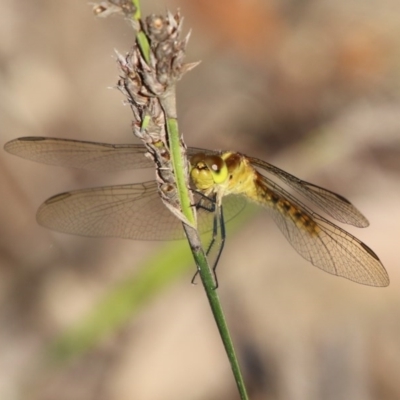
[[129, 1, 249, 398]]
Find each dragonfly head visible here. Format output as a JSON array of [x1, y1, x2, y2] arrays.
[[190, 153, 228, 190]]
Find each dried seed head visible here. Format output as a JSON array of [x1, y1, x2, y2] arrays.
[[99, 8, 197, 223], [92, 0, 136, 18]]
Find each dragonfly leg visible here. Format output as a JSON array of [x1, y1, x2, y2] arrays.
[[190, 204, 225, 289], [192, 190, 216, 213], [210, 204, 226, 289], [190, 205, 218, 285], [191, 191, 217, 285]]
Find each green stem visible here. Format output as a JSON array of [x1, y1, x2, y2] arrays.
[[166, 117, 195, 226], [163, 94, 249, 400], [131, 0, 141, 19], [183, 227, 249, 400], [131, 1, 249, 398], [131, 0, 150, 64]]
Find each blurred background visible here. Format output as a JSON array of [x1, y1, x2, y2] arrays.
[[1, 0, 400, 399]]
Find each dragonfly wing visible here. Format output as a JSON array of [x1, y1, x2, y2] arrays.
[[37, 181, 187, 240], [37, 181, 246, 241], [194, 193, 247, 234], [248, 157, 369, 227], [4, 137, 153, 171], [4, 137, 213, 172], [220, 194, 247, 224], [255, 178, 389, 286]]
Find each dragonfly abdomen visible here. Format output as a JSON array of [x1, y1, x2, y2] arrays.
[[254, 178, 320, 236]]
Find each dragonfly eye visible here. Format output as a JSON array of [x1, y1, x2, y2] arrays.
[[204, 155, 228, 184], [190, 154, 228, 189]]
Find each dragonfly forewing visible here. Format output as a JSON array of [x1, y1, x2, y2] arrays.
[[248, 156, 369, 227], [4, 136, 211, 172], [4, 137, 153, 172]]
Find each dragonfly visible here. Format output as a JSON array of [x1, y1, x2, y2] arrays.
[[4, 136, 389, 287]]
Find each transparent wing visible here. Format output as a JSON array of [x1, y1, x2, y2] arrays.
[[5, 136, 245, 238], [255, 175, 389, 287], [4, 136, 153, 171], [248, 156, 369, 227], [37, 181, 246, 241], [4, 136, 210, 172]]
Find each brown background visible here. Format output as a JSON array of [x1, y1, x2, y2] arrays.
[[1, 1, 400, 399]]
